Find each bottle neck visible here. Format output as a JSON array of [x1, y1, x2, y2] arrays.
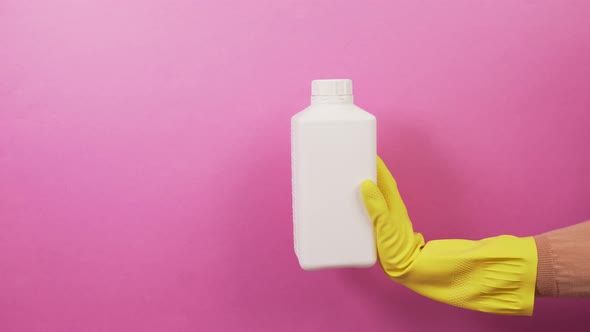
[[311, 95, 353, 105]]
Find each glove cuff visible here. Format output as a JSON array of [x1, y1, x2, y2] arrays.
[[399, 235, 538, 316], [462, 235, 538, 316]]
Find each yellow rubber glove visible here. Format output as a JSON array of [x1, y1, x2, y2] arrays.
[[361, 157, 538, 316]]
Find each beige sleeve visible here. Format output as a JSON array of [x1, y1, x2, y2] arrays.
[[534, 220, 590, 297]]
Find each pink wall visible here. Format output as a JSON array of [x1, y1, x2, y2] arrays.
[[1, 0, 590, 330]]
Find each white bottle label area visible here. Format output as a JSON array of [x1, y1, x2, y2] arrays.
[[292, 105, 377, 270]]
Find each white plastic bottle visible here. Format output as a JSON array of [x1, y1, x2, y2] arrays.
[[291, 79, 377, 270]]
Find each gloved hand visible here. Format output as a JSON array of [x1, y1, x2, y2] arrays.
[[361, 157, 538, 315]]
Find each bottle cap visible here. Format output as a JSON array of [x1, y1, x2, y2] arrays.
[[311, 79, 352, 96]]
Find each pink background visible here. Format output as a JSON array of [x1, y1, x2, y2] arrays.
[[1, 0, 590, 331]]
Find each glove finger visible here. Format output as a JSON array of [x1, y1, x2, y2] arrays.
[[377, 156, 409, 219], [362, 180, 406, 263], [361, 180, 390, 224]]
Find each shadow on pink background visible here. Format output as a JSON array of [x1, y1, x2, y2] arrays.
[[1, 0, 590, 331]]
